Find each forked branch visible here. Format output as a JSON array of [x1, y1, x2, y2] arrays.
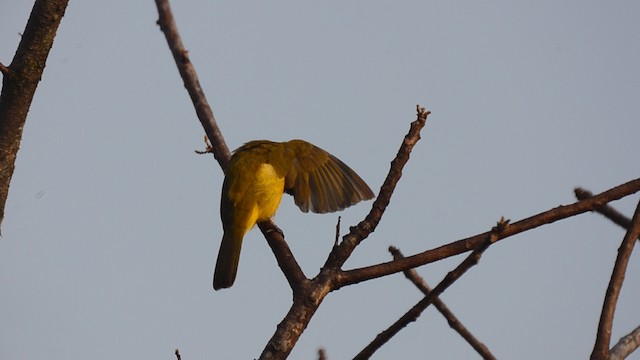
[[353, 219, 509, 359], [323, 106, 430, 271], [389, 247, 497, 360], [575, 187, 640, 242]]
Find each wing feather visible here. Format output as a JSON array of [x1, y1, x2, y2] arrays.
[[284, 140, 374, 213]]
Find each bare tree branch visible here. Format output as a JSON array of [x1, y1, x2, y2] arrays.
[[0, 62, 10, 76], [354, 219, 509, 360], [610, 325, 640, 360], [324, 106, 430, 272], [154, 0, 230, 167], [591, 199, 640, 360], [389, 246, 497, 360], [338, 178, 640, 287], [258, 221, 307, 290], [575, 188, 640, 242], [0, 0, 69, 233]]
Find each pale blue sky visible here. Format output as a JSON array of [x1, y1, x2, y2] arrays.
[[1, 1, 640, 359]]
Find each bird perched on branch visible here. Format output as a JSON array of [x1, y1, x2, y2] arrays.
[[213, 139, 375, 290]]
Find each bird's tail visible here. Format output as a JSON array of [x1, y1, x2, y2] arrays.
[[213, 232, 243, 290]]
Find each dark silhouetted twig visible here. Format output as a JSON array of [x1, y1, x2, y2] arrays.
[[335, 216, 341, 246], [575, 188, 640, 242], [318, 347, 328, 360], [354, 219, 509, 360], [389, 246, 497, 360]]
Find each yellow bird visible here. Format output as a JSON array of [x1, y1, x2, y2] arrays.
[[213, 139, 375, 290]]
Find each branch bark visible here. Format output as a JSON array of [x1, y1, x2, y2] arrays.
[[338, 178, 640, 287], [354, 219, 508, 360], [591, 199, 640, 360], [258, 221, 307, 290], [610, 325, 640, 360], [389, 246, 497, 360], [0, 0, 69, 232], [575, 187, 640, 241], [154, 0, 230, 167], [323, 106, 430, 272]]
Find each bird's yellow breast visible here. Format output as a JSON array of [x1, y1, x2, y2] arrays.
[[252, 163, 285, 221], [224, 161, 286, 237]]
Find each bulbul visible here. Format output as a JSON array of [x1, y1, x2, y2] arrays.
[[213, 139, 374, 290]]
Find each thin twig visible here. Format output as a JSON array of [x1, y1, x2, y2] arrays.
[[175, 348, 181, 360], [154, 0, 230, 167], [324, 106, 430, 271], [0, 61, 10, 75], [334, 216, 341, 246], [575, 188, 640, 241], [591, 199, 640, 360], [610, 325, 640, 360], [353, 219, 509, 360], [194, 135, 213, 155], [339, 178, 640, 287], [318, 348, 327, 360], [389, 247, 497, 360]]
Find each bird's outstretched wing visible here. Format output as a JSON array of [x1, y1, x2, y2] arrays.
[[284, 140, 375, 213]]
